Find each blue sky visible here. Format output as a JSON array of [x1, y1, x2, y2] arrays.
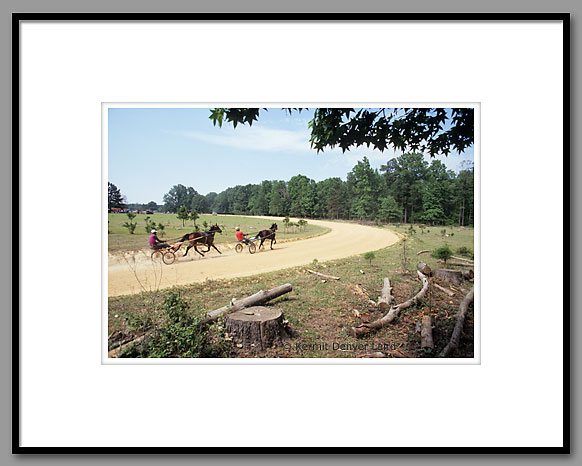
[[108, 107, 474, 204]]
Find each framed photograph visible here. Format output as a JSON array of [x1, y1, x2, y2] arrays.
[[15, 14, 569, 452]]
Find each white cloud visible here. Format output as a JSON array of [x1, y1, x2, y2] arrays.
[[173, 125, 313, 153]]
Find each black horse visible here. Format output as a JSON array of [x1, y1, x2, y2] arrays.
[[180, 224, 222, 257], [255, 223, 278, 250]]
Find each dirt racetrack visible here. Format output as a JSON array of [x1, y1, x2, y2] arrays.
[[108, 218, 399, 297]]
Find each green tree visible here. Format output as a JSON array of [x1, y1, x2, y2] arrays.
[[432, 245, 453, 265], [164, 185, 198, 213], [348, 157, 382, 220], [269, 181, 289, 216], [378, 195, 400, 223], [210, 107, 474, 156], [108, 182, 125, 211], [176, 206, 190, 227], [381, 153, 427, 223], [122, 212, 137, 234], [189, 209, 199, 226], [145, 201, 158, 211]]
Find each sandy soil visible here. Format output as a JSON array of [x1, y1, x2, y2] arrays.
[[108, 218, 399, 297]]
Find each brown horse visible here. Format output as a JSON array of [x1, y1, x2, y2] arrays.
[[255, 223, 278, 250], [180, 224, 222, 257]]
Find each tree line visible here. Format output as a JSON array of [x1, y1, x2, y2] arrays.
[[161, 153, 474, 226]]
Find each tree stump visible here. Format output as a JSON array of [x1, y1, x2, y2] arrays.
[[226, 306, 289, 351]]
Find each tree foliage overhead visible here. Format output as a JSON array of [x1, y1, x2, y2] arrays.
[[209, 107, 473, 156]]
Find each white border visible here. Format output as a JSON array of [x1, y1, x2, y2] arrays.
[[102, 102, 481, 365], [20, 20, 563, 448]]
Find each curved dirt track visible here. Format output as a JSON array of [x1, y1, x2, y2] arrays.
[[108, 218, 399, 297]]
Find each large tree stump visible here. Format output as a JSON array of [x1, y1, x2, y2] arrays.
[[226, 306, 289, 351], [434, 268, 473, 285]]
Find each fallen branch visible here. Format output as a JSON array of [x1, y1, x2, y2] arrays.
[[376, 278, 393, 311], [350, 271, 429, 337], [451, 255, 474, 263], [433, 282, 455, 297], [439, 260, 475, 267], [307, 269, 340, 280], [416, 250, 430, 255], [420, 315, 434, 349], [352, 284, 369, 299], [200, 283, 293, 326], [439, 286, 475, 357]]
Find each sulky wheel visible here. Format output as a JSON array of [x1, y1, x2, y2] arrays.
[[151, 250, 163, 262], [248, 243, 256, 254], [162, 250, 176, 265], [235, 243, 243, 253]]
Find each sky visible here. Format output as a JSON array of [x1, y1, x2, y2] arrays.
[[108, 107, 474, 204]]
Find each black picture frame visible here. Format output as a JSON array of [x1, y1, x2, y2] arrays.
[[12, 12, 570, 454]]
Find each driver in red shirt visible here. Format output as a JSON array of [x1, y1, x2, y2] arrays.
[[235, 227, 251, 244]]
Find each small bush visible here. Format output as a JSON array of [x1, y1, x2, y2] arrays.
[[440, 229, 447, 236], [457, 246, 474, 259], [431, 245, 453, 264], [363, 251, 375, 265], [121, 291, 230, 358]]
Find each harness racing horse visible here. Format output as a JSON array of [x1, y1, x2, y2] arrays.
[[256, 223, 278, 250], [180, 224, 222, 257]]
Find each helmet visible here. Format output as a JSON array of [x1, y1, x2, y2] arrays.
[[151, 229, 157, 234], [235, 227, 240, 231]]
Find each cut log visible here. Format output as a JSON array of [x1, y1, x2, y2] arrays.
[[350, 271, 429, 337], [451, 255, 474, 263], [420, 315, 434, 349], [200, 283, 292, 326], [433, 282, 455, 297], [439, 286, 475, 357], [417, 262, 432, 276], [416, 250, 430, 255], [434, 269, 473, 285], [226, 306, 289, 351], [108, 334, 146, 358], [307, 269, 340, 280], [439, 260, 475, 267], [377, 278, 393, 311]]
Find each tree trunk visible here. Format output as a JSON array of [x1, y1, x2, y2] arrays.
[[417, 262, 432, 276], [376, 278, 393, 311], [421, 315, 434, 349], [226, 306, 289, 351], [200, 283, 292, 326], [350, 271, 429, 337], [434, 269, 473, 285], [439, 286, 475, 357]]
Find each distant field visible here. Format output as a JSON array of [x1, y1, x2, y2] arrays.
[[108, 213, 328, 253]]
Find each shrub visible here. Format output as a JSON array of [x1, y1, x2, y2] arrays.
[[363, 251, 375, 265], [122, 212, 137, 234], [121, 291, 230, 358], [440, 229, 447, 236], [457, 246, 474, 259], [431, 245, 453, 264]]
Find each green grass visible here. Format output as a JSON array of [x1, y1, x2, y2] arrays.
[[109, 222, 475, 359], [108, 213, 328, 253]]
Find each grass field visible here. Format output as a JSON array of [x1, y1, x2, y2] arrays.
[[108, 213, 328, 253], [108, 222, 475, 359]]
